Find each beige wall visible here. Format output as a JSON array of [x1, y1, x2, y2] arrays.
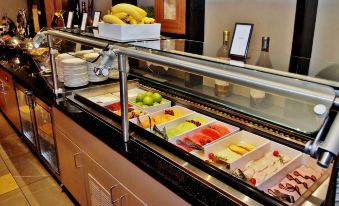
[[309, 0, 339, 77], [0, 0, 27, 22], [204, 0, 296, 73]]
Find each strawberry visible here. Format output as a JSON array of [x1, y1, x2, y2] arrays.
[[208, 153, 215, 160], [249, 178, 256, 185], [273, 150, 279, 157]]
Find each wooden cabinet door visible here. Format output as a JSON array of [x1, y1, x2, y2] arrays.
[[83, 153, 144, 206], [55, 129, 87, 206], [155, 0, 186, 34]]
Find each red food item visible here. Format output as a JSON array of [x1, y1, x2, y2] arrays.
[[273, 150, 279, 157], [105, 102, 132, 111], [200, 128, 221, 140], [249, 178, 256, 185], [191, 133, 213, 145], [208, 153, 215, 160], [209, 124, 230, 136]]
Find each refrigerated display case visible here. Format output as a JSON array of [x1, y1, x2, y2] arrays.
[[15, 83, 59, 175], [35, 98, 58, 173], [16, 83, 37, 147], [45, 29, 339, 205]]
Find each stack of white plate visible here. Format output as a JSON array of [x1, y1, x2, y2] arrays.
[[74, 49, 94, 58], [62, 58, 89, 87], [56, 53, 74, 82], [83, 53, 108, 82]]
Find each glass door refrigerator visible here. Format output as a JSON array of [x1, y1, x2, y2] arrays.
[[15, 83, 59, 176]]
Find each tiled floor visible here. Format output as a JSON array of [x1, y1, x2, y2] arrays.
[[0, 114, 75, 206]]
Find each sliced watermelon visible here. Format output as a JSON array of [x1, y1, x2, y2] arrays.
[[209, 124, 230, 136], [200, 127, 221, 140], [192, 133, 213, 145], [183, 136, 203, 146]]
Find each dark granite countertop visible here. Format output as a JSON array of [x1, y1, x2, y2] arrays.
[[0, 46, 284, 206]]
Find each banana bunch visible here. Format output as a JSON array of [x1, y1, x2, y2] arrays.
[[103, 3, 155, 25]]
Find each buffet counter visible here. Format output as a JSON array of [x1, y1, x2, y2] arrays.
[[0, 46, 259, 205], [0, 28, 336, 206]]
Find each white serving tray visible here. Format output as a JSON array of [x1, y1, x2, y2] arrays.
[[233, 140, 302, 186], [98, 22, 161, 42], [258, 154, 331, 205], [130, 105, 194, 131], [192, 131, 269, 169], [87, 93, 120, 106], [155, 113, 215, 139], [169, 120, 240, 151], [112, 88, 146, 99]]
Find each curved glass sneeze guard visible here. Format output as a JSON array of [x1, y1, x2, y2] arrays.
[[128, 40, 336, 135]]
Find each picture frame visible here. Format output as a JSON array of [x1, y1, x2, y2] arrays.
[[92, 11, 101, 27], [229, 23, 254, 60], [80, 13, 88, 31], [66, 11, 74, 29]]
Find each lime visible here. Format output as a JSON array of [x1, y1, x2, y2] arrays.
[[142, 105, 148, 108], [160, 100, 167, 104], [136, 102, 143, 106], [153, 102, 160, 106], [136, 93, 145, 102], [152, 93, 162, 103], [145, 91, 154, 96], [143, 96, 154, 106], [130, 99, 136, 103]]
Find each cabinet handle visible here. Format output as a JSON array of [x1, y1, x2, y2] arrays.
[[109, 184, 119, 204], [73, 153, 82, 168], [120, 194, 127, 206]]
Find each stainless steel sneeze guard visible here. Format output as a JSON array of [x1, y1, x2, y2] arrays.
[[46, 29, 336, 147]]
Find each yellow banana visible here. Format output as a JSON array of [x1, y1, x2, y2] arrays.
[[127, 4, 147, 17], [102, 15, 126, 24], [139, 17, 146, 24], [148, 17, 155, 24], [112, 12, 128, 20], [130, 18, 137, 24], [111, 4, 143, 21]]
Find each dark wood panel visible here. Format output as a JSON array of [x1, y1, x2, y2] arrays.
[[289, 0, 318, 75]]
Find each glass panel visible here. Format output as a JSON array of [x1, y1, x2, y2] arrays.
[[164, 0, 177, 20], [16, 89, 36, 145], [35, 104, 58, 173], [128, 40, 336, 134]]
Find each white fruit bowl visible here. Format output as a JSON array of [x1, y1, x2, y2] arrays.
[[98, 22, 161, 42]]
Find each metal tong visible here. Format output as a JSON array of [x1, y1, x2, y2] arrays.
[[153, 124, 169, 141], [176, 139, 204, 151]]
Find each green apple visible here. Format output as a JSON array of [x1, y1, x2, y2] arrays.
[[136, 93, 145, 102], [152, 93, 162, 103], [143, 96, 154, 106], [145, 91, 154, 96]]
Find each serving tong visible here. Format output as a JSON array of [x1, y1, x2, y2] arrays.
[[267, 189, 295, 203], [176, 139, 204, 151]]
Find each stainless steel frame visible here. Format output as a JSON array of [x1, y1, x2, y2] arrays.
[[45, 29, 339, 166], [47, 30, 339, 204]]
